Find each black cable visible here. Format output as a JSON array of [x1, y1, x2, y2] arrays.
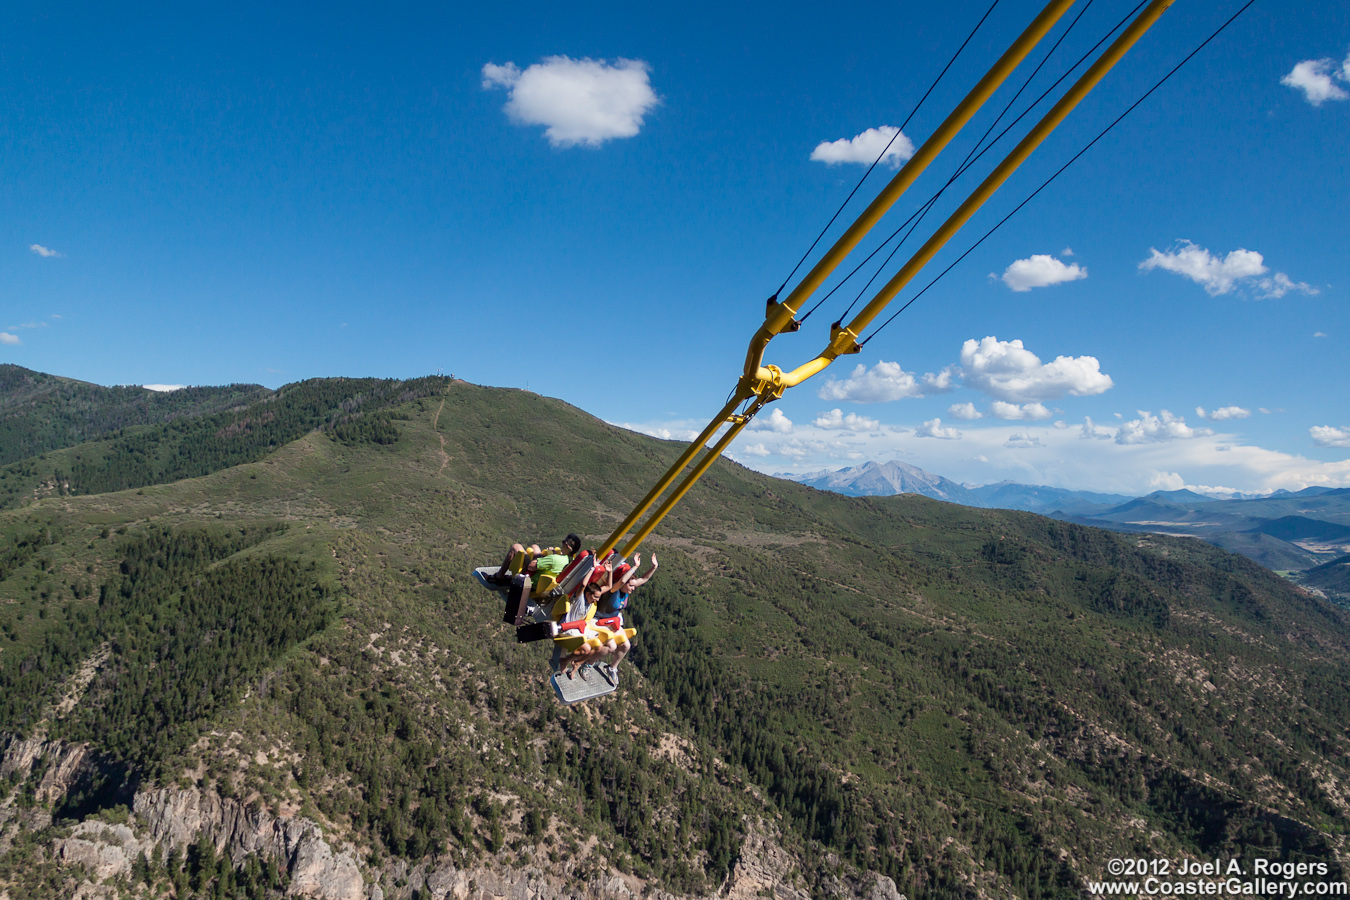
[[859, 0, 1259, 347], [953, 0, 1103, 188], [812, 0, 1143, 329], [820, 0, 1102, 324], [773, 0, 1001, 299], [797, 202, 930, 323], [836, 193, 943, 321], [947, 0, 1147, 196], [803, 0, 1127, 326]]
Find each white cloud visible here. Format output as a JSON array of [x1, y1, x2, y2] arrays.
[[821, 340, 1108, 408], [1005, 433, 1042, 449], [1311, 426, 1350, 449], [1138, 240, 1315, 298], [1255, 271, 1318, 299], [810, 126, 915, 168], [813, 409, 880, 432], [1281, 57, 1349, 106], [948, 402, 982, 421], [923, 366, 957, 393], [29, 244, 60, 258], [989, 401, 1053, 421], [916, 418, 961, 440], [1139, 241, 1265, 295], [1080, 416, 1114, 440], [0, 333, 19, 346], [1196, 406, 1250, 421], [1061, 247, 1074, 257], [749, 408, 794, 434], [143, 384, 186, 392], [1314, 331, 1327, 338], [482, 56, 658, 147], [1115, 410, 1211, 445], [960, 336, 1113, 403], [610, 420, 704, 442], [1000, 254, 1087, 292], [481, 62, 520, 87], [1149, 471, 1187, 492], [633, 410, 1350, 496], [817, 360, 952, 403]]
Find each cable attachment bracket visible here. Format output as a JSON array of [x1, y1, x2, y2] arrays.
[[828, 321, 863, 357], [764, 295, 801, 334]]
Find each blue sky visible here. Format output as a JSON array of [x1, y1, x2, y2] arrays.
[[4, 0, 1347, 494]]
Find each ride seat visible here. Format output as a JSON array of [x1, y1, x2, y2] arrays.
[[507, 548, 565, 600]]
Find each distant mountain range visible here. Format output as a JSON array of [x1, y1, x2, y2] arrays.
[[1056, 487, 1350, 580], [780, 459, 1350, 584], [781, 459, 1133, 514], [784, 459, 971, 503]]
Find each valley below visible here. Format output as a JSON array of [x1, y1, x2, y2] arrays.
[[0, 368, 1347, 900]]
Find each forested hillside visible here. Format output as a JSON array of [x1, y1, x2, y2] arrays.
[[0, 364, 271, 466], [0, 376, 1346, 900], [1301, 554, 1350, 603], [0, 373, 450, 509]]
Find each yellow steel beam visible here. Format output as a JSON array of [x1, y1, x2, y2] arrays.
[[619, 407, 760, 558], [759, 0, 1177, 391], [839, 0, 1177, 345], [741, 0, 1079, 383], [611, 0, 1178, 558], [598, 393, 748, 557]]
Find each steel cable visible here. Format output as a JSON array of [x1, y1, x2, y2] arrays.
[[804, 0, 1141, 326], [773, 0, 1002, 299], [860, 0, 1259, 347]]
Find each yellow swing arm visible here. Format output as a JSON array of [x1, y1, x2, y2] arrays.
[[600, 0, 1177, 560]]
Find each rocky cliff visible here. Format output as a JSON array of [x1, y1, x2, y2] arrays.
[[1, 735, 903, 900]]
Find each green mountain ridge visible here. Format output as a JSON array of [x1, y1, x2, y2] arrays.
[[1058, 491, 1350, 572], [0, 364, 273, 468], [1301, 554, 1350, 602], [0, 373, 1347, 900], [0, 371, 450, 509], [783, 453, 1350, 573]]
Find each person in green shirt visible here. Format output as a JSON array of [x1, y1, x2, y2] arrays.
[[488, 533, 581, 585], [491, 533, 583, 627]]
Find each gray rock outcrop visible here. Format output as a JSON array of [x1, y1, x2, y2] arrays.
[[0, 735, 98, 805], [134, 788, 363, 900], [58, 822, 154, 880], [722, 826, 810, 900], [5, 734, 901, 900]]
